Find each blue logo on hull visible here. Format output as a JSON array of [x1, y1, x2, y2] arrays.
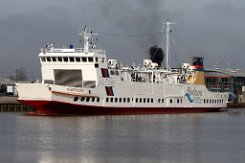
[[185, 93, 193, 103]]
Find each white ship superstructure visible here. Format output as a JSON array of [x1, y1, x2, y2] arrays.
[[16, 21, 228, 115]]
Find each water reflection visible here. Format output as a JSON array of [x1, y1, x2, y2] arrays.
[[0, 110, 244, 162]]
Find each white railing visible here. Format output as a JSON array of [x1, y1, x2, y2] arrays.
[[40, 48, 105, 55]]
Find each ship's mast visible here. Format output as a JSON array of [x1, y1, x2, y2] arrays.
[[163, 19, 175, 69], [80, 26, 98, 54]]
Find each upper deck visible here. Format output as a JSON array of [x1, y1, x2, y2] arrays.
[[40, 47, 106, 56]]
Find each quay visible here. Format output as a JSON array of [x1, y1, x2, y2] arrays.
[[0, 95, 33, 112]]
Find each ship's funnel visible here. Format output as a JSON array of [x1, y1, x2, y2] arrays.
[[192, 57, 205, 85]]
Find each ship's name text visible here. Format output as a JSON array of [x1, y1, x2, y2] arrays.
[[187, 87, 202, 96], [67, 88, 84, 92]]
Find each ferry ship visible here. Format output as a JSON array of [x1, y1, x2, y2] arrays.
[[16, 21, 228, 115]]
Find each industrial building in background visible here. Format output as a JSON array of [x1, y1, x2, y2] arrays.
[[205, 69, 245, 107]]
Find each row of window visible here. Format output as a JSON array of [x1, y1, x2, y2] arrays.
[[73, 96, 224, 104], [73, 97, 180, 104], [164, 99, 183, 104], [136, 98, 154, 103], [74, 96, 132, 103], [204, 99, 225, 104], [41, 56, 104, 63], [106, 97, 131, 103], [74, 96, 100, 103]]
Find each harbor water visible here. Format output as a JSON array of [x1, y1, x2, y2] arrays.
[[0, 109, 245, 163]]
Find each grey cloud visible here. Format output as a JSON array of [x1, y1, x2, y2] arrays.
[[0, 0, 245, 78]]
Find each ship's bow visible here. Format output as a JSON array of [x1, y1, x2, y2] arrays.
[[16, 83, 52, 115]]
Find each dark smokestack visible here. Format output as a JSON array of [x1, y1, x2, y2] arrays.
[[149, 45, 164, 67]]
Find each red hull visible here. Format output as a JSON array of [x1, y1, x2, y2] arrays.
[[18, 100, 222, 116]]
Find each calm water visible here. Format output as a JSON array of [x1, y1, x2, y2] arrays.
[[0, 109, 245, 163]]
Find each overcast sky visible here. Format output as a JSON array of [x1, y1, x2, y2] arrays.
[[0, 0, 245, 79]]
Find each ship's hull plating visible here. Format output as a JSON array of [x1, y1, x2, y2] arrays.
[[18, 100, 222, 116]]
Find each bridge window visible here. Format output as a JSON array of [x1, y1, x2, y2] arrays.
[[41, 57, 46, 62], [95, 57, 98, 62], [58, 57, 62, 62], [52, 57, 57, 62], [75, 57, 81, 62], [63, 57, 68, 62], [69, 57, 74, 62], [82, 57, 87, 62], [88, 57, 93, 62], [47, 57, 51, 62]]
